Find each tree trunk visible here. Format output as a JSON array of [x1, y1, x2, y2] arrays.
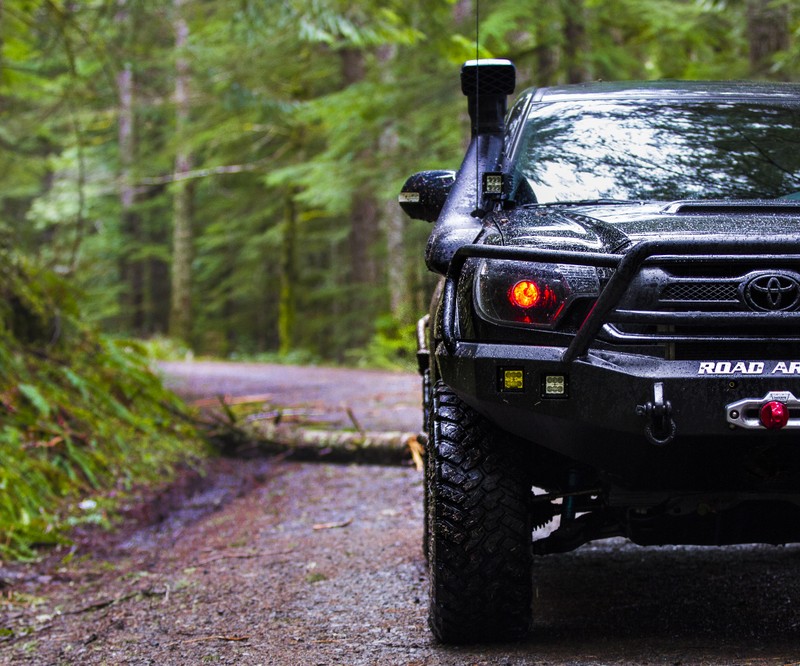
[[341, 48, 378, 289], [384, 198, 408, 323], [170, 170, 194, 343], [249, 420, 421, 466], [746, 0, 791, 79], [278, 195, 297, 355], [341, 48, 380, 341], [169, 0, 194, 344], [145, 186, 171, 335], [349, 190, 379, 290], [117, 60, 145, 332], [562, 0, 591, 83], [452, 0, 471, 25], [536, 0, 561, 86], [115, 2, 145, 332], [376, 44, 410, 326]]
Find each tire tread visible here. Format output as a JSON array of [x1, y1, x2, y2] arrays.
[[428, 382, 532, 643]]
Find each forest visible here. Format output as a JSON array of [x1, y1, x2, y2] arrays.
[[0, 0, 799, 558], [2, 0, 799, 366]]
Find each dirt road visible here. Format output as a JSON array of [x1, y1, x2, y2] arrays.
[[157, 360, 422, 433], [4, 362, 800, 665]]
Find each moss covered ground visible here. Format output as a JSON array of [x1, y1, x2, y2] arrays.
[[0, 253, 207, 559]]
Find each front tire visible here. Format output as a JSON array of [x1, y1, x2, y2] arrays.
[[427, 382, 533, 643]]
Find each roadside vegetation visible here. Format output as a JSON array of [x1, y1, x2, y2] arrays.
[[4, 1, 798, 368], [0, 249, 205, 559]]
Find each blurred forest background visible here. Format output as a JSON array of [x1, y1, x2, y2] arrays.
[[2, 0, 800, 367]]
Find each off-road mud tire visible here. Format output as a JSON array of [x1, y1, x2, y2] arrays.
[[422, 436, 433, 562], [427, 381, 533, 643]]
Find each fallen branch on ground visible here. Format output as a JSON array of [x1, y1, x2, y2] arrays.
[[247, 422, 423, 465], [312, 519, 352, 530], [194, 548, 295, 566], [165, 635, 250, 647], [191, 393, 425, 465], [65, 588, 162, 615]]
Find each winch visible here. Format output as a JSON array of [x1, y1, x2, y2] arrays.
[[726, 391, 800, 430]]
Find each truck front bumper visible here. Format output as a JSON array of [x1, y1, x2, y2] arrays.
[[438, 341, 800, 489]]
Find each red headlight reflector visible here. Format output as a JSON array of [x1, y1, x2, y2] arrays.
[[475, 260, 600, 329], [509, 280, 541, 308], [508, 280, 562, 323]]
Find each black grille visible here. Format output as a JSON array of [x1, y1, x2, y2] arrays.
[[660, 282, 739, 302], [675, 341, 800, 361]]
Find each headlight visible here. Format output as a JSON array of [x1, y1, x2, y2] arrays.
[[474, 259, 600, 329]]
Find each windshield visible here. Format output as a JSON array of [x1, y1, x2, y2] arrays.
[[510, 99, 800, 204]]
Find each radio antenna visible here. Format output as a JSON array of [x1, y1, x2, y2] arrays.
[[475, 0, 480, 211]]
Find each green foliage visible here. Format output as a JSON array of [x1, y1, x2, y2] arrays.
[[0, 250, 205, 560], [2, 0, 800, 368], [348, 315, 418, 370], [139, 335, 195, 362]]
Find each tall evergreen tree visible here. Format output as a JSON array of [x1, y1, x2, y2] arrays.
[[169, 0, 194, 344], [1, 0, 798, 364]]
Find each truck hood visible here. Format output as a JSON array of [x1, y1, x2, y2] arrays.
[[481, 200, 800, 253]]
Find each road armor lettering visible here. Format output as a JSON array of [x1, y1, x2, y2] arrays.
[[697, 361, 800, 375], [772, 362, 800, 374], [698, 362, 766, 375]]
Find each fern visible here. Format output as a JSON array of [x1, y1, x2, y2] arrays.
[[0, 250, 206, 560]]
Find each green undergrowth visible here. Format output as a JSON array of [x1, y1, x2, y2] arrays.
[[0, 253, 206, 560], [152, 316, 419, 372]]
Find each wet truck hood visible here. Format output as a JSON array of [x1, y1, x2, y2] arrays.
[[479, 200, 800, 252]]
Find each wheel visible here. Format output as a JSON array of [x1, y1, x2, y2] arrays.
[[427, 381, 533, 643]]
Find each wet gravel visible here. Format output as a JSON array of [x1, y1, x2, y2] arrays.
[[4, 459, 800, 665], [4, 362, 800, 664]]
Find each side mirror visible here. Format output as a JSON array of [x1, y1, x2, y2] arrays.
[[398, 170, 456, 222]]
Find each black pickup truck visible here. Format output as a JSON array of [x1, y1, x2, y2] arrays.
[[400, 59, 800, 643]]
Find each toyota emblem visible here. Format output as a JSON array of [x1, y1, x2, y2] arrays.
[[744, 273, 800, 312]]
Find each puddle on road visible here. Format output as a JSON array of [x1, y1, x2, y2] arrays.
[[117, 457, 275, 553]]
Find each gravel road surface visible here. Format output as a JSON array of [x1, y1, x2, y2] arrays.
[[3, 361, 800, 665], [157, 360, 421, 433]]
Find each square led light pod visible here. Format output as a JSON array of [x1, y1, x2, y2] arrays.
[[482, 172, 504, 197], [543, 374, 568, 398], [499, 367, 525, 392]]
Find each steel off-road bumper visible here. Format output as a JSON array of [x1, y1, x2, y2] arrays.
[[435, 240, 800, 488], [438, 342, 800, 488]]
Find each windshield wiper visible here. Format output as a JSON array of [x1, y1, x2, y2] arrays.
[[533, 199, 647, 207]]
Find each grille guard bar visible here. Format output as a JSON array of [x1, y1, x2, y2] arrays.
[[441, 238, 800, 363]]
